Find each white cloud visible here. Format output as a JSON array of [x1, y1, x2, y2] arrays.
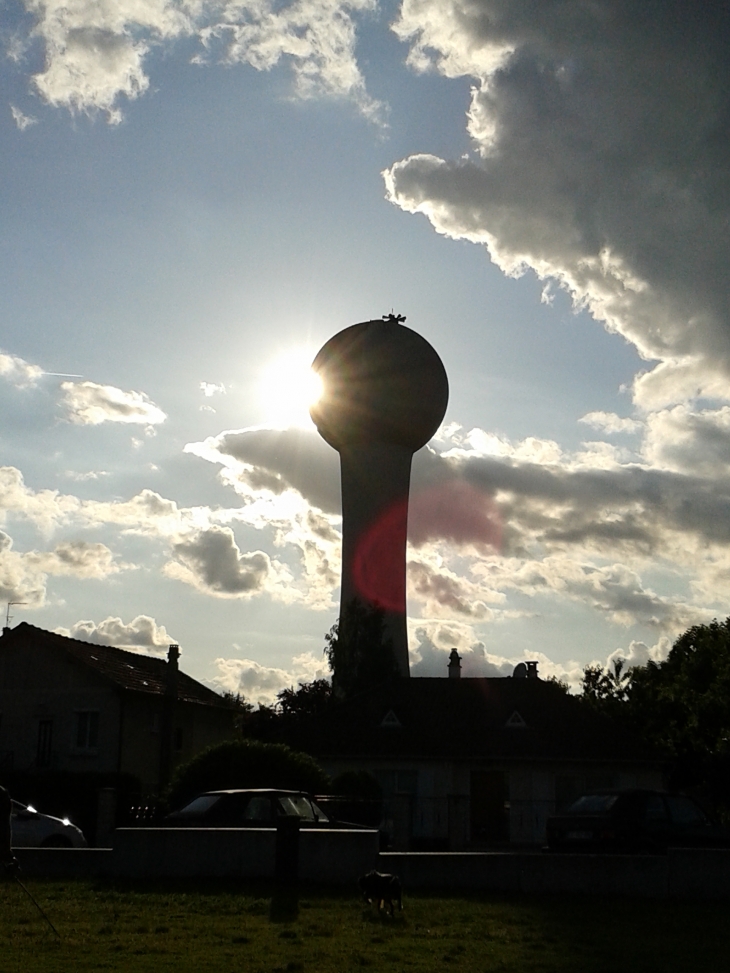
[[0, 531, 48, 608], [200, 382, 226, 397], [579, 412, 642, 436], [10, 105, 38, 130], [30, 540, 122, 579], [408, 555, 504, 619], [200, 0, 383, 120], [21, 0, 382, 121], [63, 470, 110, 481], [408, 621, 584, 687], [604, 637, 671, 673], [0, 466, 80, 533], [472, 555, 704, 633], [60, 381, 167, 425], [0, 350, 43, 387], [0, 532, 121, 607], [57, 614, 176, 654], [386, 1, 730, 406], [212, 650, 329, 706], [27, 0, 191, 118]]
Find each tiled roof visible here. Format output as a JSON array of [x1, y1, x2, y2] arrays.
[[306, 677, 660, 764], [4, 623, 229, 708]]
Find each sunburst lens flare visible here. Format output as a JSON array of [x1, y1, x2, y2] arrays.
[[258, 347, 323, 428]]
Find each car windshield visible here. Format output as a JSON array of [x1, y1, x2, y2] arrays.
[[175, 795, 221, 817], [276, 795, 328, 822], [568, 794, 618, 815]]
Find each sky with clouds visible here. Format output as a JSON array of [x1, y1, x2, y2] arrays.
[[1, 0, 728, 703]]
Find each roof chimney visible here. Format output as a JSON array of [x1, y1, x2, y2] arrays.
[[448, 648, 462, 679], [166, 644, 180, 695], [525, 660, 539, 679]]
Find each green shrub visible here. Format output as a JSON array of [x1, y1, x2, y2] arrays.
[[166, 739, 331, 811]]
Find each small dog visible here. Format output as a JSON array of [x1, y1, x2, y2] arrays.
[[358, 870, 403, 916]]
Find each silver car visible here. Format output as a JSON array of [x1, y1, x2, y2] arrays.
[[11, 800, 87, 848]]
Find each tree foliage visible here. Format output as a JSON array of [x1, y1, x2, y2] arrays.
[[324, 599, 400, 697], [629, 619, 730, 763], [581, 618, 730, 811], [581, 658, 632, 716], [166, 739, 331, 811], [277, 678, 333, 722]]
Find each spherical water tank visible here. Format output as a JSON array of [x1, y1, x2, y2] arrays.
[[310, 318, 449, 451]]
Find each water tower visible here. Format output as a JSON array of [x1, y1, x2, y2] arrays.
[[310, 315, 448, 677]]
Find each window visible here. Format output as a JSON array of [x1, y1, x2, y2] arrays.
[[75, 711, 99, 750], [37, 720, 53, 768]]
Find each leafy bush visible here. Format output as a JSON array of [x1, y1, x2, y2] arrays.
[[166, 739, 331, 811]]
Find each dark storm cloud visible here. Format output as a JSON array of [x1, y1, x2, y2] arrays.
[[169, 526, 272, 596], [387, 0, 730, 405], [189, 426, 730, 559], [188, 428, 341, 514]]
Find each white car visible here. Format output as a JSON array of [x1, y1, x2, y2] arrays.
[[11, 800, 87, 849]]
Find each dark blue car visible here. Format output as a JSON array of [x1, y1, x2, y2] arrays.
[[546, 790, 730, 853]]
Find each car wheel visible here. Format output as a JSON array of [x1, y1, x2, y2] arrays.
[[40, 835, 73, 848]]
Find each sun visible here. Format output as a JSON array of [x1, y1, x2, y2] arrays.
[[257, 347, 323, 428]]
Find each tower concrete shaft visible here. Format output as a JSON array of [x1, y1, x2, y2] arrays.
[[339, 441, 413, 677]]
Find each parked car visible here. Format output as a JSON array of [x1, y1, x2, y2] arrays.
[[164, 789, 333, 827], [546, 790, 730, 853], [11, 800, 88, 849]]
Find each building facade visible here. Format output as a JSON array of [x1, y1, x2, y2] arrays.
[[308, 670, 665, 849], [0, 623, 235, 796]]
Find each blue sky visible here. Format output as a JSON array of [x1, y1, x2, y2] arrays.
[[1, 0, 728, 702]]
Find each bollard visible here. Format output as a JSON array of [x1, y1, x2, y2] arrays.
[[275, 816, 301, 886]]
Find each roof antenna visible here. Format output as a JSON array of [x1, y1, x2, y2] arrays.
[[5, 602, 27, 629]]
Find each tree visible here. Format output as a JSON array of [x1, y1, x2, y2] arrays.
[[581, 618, 730, 815], [165, 739, 331, 811], [628, 619, 730, 798], [324, 599, 400, 697], [581, 657, 632, 716], [277, 679, 333, 723]]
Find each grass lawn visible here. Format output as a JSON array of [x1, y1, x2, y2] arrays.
[[0, 878, 728, 973]]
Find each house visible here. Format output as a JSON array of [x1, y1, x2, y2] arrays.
[[304, 660, 665, 849], [0, 622, 236, 796]]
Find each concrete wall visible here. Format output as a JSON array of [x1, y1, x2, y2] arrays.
[[15, 827, 379, 883], [12, 844, 730, 898], [380, 849, 730, 899], [111, 827, 277, 878]]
